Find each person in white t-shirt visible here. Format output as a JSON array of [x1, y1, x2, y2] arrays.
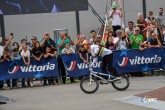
[[114, 30, 128, 50], [0, 37, 4, 59], [109, 2, 123, 37]]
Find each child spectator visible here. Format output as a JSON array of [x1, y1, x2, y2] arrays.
[[21, 44, 31, 87], [43, 46, 56, 85], [61, 42, 75, 55], [32, 41, 43, 61], [79, 45, 88, 64], [10, 48, 21, 88], [106, 37, 115, 50]]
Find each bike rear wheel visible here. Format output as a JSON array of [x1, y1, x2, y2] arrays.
[[111, 74, 130, 91], [80, 76, 99, 94]]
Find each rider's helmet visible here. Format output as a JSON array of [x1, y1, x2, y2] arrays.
[[83, 40, 90, 45]]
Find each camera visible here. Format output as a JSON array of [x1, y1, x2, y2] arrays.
[[45, 34, 49, 36]]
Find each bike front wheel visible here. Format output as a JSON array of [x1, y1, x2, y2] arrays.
[[111, 74, 130, 91], [80, 76, 99, 94]]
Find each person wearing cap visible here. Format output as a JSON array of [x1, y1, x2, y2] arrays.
[[83, 40, 120, 82], [89, 30, 97, 44], [109, 1, 123, 37], [130, 27, 144, 49]]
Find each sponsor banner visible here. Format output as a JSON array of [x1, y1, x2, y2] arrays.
[[62, 48, 165, 77], [0, 57, 59, 81]]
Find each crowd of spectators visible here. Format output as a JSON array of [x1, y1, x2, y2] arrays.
[[0, 8, 165, 89]]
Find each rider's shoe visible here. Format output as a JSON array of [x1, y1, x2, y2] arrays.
[[109, 77, 121, 81], [100, 80, 108, 84]]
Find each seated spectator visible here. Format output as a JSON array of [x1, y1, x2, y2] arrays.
[[43, 46, 56, 85], [79, 45, 88, 64], [130, 27, 144, 49], [148, 33, 161, 48], [114, 30, 128, 50], [61, 42, 75, 55], [21, 44, 32, 87], [10, 48, 21, 88], [106, 36, 115, 50], [32, 41, 43, 61]]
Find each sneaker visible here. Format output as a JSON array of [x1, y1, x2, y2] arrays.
[[109, 77, 121, 81], [30, 82, 34, 87], [100, 80, 108, 84]]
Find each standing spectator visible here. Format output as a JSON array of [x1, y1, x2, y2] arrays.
[[89, 30, 97, 44], [114, 30, 128, 50], [12, 42, 19, 51], [162, 27, 165, 48], [106, 36, 115, 50], [0, 37, 4, 59], [57, 32, 74, 84], [32, 41, 43, 61], [62, 42, 75, 55], [103, 29, 109, 42], [30, 36, 37, 50], [109, 2, 123, 37], [79, 45, 88, 64], [145, 11, 156, 25], [130, 27, 144, 49], [125, 21, 135, 39], [40, 32, 57, 84], [21, 44, 31, 87], [75, 34, 86, 52], [10, 48, 21, 88], [156, 8, 165, 41], [19, 39, 30, 52], [43, 46, 56, 85], [136, 13, 147, 39]]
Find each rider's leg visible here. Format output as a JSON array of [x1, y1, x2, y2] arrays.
[[106, 54, 120, 77], [101, 55, 108, 80]]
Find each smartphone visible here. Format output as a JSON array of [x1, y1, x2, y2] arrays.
[[10, 33, 13, 36]]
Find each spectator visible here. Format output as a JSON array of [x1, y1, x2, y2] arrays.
[[62, 42, 75, 55], [145, 11, 156, 25], [79, 45, 88, 64], [114, 30, 128, 50], [12, 42, 19, 51], [40, 33, 57, 54], [162, 27, 165, 48], [103, 29, 109, 42], [130, 27, 144, 49], [109, 2, 123, 37], [125, 21, 135, 39], [96, 35, 105, 47], [32, 41, 43, 61], [89, 30, 97, 44], [30, 36, 37, 50], [75, 34, 86, 52], [136, 13, 147, 39], [3, 48, 11, 89], [156, 8, 165, 39], [10, 48, 21, 88], [57, 32, 75, 84], [43, 46, 56, 85], [148, 33, 161, 48], [106, 36, 115, 50], [0, 37, 4, 59], [21, 44, 31, 87], [19, 39, 30, 52]]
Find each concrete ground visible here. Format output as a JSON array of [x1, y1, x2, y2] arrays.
[[0, 76, 165, 110]]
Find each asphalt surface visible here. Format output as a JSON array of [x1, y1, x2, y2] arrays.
[[0, 76, 165, 110]]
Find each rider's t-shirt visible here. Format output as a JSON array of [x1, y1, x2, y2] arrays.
[[90, 45, 112, 58]]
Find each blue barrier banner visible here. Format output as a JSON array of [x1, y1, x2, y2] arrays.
[[0, 57, 59, 81], [62, 48, 165, 77]]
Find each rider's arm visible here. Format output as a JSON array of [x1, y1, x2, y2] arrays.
[[91, 47, 99, 58]]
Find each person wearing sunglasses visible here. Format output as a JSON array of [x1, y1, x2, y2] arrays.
[[130, 27, 144, 49]]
